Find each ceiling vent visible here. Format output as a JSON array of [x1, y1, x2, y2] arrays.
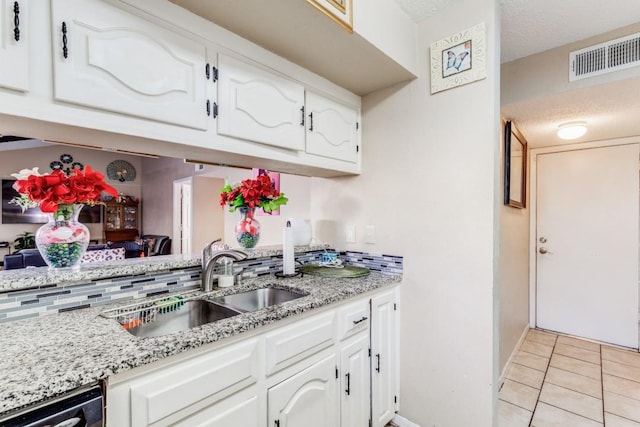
[[569, 32, 640, 81]]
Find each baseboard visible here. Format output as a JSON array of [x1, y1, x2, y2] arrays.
[[393, 413, 421, 427], [499, 325, 530, 385]]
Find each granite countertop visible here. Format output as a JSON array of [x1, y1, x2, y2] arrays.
[[0, 270, 400, 416], [0, 244, 329, 292]]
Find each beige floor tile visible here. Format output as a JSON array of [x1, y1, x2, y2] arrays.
[[603, 360, 640, 383], [531, 402, 602, 427], [528, 329, 558, 347], [545, 367, 602, 399], [554, 343, 601, 364], [500, 379, 540, 411], [605, 412, 640, 427], [515, 351, 550, 372], [538, 383, 603, 422], [508, 363, 546, 389], [499, 399, 532, 427], [604, 391, 640, 423], [604, 374, 640, 401], [522, 340, 554, 358], [603, 347, 640, 369], [557, 335, 601, 353], [550, 354, 602, 380]]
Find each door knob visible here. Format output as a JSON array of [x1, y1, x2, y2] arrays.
[[539, 237, 547, 243], [539, 247, 553, 254]]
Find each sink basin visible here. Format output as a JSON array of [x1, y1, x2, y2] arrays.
[[125, 299, 241, 338], [213, 287, 307, 313]]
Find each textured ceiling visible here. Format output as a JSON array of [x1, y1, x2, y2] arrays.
[[395, 0, 640, 63]]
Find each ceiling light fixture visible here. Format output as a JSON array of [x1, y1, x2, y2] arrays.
[[557, 121, 587, 140]]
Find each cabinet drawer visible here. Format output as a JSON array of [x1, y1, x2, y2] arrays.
[[337, 298, 370, 341], [130, 339, 259, 426], [265, 311, 335, 376]]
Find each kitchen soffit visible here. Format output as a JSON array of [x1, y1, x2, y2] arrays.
[[170, 0, 415, 96]]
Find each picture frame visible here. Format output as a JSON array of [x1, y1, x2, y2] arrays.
[[430, 22, 487, 94], [504, 120, 528, 209], [305, 0, 353, 32]]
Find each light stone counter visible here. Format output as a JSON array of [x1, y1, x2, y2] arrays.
[[0, 245, 329, 292], [0, 270, 400, 416]]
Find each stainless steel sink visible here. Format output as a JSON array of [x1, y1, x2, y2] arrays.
[[212, 287, 307, 313], [125, 299, 241, 338]]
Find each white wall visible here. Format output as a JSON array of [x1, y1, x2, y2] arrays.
[[0, 144, 141, 246], [310, 1, 501, 424]]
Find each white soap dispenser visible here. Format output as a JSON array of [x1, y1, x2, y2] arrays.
[[218, 257, 235, 288]]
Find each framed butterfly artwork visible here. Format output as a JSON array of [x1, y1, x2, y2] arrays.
[[430, 22, 487, 94]]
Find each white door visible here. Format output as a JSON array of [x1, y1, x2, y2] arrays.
[[371, 290, 397, 427], [340, 334, 370, 427], [268, 354, 338, 427], [217, 53, 305, 150], [536, 144, 639, 348], [0, 0, 29, 91], [50, 0, 208, 130], [305, 91, 359, 163], [180, 182, 192, 255]]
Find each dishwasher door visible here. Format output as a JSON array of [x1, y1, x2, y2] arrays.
[[0, 384, 103, 427]]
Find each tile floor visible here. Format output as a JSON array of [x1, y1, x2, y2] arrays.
[[499, 329, 640, 426]]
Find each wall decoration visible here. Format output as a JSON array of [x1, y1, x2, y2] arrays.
[[252, 168, 281, 216], [504, 120, 528, 209], [49, 154, 84, 175], [430, 22, 487, 94], [107, 159, 137, 182]]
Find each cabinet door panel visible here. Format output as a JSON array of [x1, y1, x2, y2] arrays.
[[341, 334, 370, 427], [172, 389, 259, 427], [218, 54, 305, 150], [268, 354, 338, 427], [51, 0, 207, 130], [306, 91, 358, 163], [0, 0, 28, 91], [371, 290, 397, 427]]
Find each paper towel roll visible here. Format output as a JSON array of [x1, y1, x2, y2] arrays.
[[283, 221, 295, 275]]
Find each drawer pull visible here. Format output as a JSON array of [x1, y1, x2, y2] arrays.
[[352, 316, 368, 325], [376, 353, 381, 373], [308, 112, 314, 131]]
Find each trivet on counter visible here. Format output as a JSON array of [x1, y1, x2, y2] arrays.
[[300, 264, 370, 278]]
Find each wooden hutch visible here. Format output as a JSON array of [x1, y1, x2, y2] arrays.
[[103, 197, 139, 242]]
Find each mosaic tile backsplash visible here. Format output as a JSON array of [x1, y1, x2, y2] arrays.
[[0, 249, 402, 323]]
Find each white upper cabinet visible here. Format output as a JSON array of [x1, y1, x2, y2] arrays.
[[0, 0, 29, 91], [305, 91, 359, 163], [50, 0, 209, 130], [217, 53, 305, 151]]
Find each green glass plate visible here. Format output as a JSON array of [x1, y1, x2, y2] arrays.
[[301, 265, 370, 278]]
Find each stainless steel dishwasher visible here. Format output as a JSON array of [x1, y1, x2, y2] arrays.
[[0, 384, 103, 427]]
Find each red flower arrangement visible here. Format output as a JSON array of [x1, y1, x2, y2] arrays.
[[11, 166, 118, 214], [219, 174, 288, 213]]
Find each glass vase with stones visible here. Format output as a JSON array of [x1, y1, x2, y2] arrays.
[[35, 204, 90, 269], [235, 207, 261, 249]]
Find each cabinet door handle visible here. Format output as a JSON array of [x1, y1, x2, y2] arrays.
[[206, 99, 210, 116], [205, 63, 210, 80], [213, 102, 218, 119], [62, 21, 68, 59], [376, 353, 381, 373], [345, 372, 351, 395], [13, 2, 20, 42], [300, 106, 305, 126], [352, 316, 368, 325], [308, 112, 313, 131], [275, 420, 280, 427]]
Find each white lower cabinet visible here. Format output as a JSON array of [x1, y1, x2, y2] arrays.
[[340, 334, 370, 427], [268, 354, 339, 427], [106, 287, 398, 427], [371, 290, 398, 427]]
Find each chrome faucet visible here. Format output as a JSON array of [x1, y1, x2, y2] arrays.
[[202, 238, 223, 271], [201, 249, 248, 292]]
